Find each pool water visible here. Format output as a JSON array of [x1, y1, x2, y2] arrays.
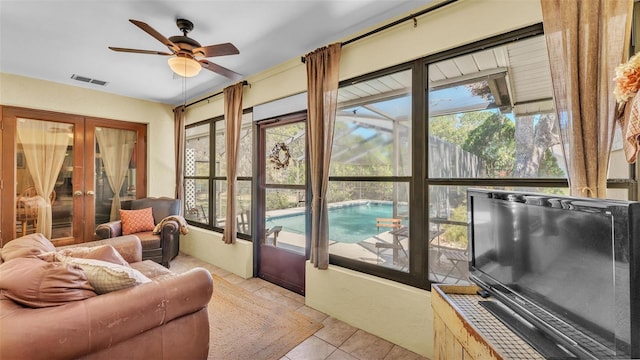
[[266, 202, 406, 243]]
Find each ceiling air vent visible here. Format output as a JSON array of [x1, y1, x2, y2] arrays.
[[71, 74, 108, 86]]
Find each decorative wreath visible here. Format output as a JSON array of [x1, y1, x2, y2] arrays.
[[269, 142, 291, 170]]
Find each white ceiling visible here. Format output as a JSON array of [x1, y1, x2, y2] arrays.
[[0, 0, 431, 106]]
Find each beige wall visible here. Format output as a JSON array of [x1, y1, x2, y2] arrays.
[[609, 149, 635, 200], [181, 228, 254, 278], [180, 0, 545, 358], [0, 72, 176, 197]]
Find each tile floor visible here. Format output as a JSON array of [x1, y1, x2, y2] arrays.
[[170, 253, 428, 360]]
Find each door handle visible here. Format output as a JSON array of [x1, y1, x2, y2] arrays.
[[86, 190, 95, 196], [73, 190, 83, 197]]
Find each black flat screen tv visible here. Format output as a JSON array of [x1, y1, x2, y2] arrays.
[[467, 189, 639, 359]]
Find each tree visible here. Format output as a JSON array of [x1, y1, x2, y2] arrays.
[[463, 113, 515, 177], [432, 111, 563, 179], [514, 113, 561, 177], [429, 112, 490, 146]]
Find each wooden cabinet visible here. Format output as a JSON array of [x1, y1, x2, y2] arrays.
[[431, 284, 544, 360]]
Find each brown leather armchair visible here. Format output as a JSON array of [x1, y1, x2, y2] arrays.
[[95, 197, 181, 268]]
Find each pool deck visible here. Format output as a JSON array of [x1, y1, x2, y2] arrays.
[[269, 228, 468, 284]]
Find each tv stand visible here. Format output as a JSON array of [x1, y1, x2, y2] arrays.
[[432, 284, 546, 359], [478, 301, 577, 359]]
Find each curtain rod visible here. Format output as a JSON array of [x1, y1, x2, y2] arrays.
[[185, 80, 248, 108], [300, 0, 458, 63]]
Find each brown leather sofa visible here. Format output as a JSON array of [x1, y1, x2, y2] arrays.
[[96, 197, 182, 268], [0, 233, 213, 360]]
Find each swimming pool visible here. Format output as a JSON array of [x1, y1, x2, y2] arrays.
[[266, 202, 407, 243]]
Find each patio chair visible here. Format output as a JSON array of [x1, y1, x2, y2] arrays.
[[375, 218, 402, 233], [438, 247, 469, 284], [264, 225, 282, 246], [375, 225, 409, 269], [237, 210, 250, 233], [185, 204, 207, 223]]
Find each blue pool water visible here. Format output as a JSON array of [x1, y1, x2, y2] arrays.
[[266, 202, 406, 243]]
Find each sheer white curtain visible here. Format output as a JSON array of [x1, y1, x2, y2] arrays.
[[95, 127, 136, 221], [17, 118, 71, 238]]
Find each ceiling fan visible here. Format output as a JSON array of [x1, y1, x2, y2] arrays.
[[109, 18, 240, 79]]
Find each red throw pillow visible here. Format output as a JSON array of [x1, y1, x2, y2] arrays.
[[120, 208, 155, 235]]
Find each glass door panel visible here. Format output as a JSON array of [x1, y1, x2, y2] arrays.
[[264, 188, 306, 254], [264, 121, 307, 252], [94, 127, 137, 225], [15, 118, 77, 242], [265, 122, 306, 185], [87, 117, 147, 241]]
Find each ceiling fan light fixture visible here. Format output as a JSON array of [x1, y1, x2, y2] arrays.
[[168, 55, 201, 77]]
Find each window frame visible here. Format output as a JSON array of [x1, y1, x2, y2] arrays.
[[183, 110, 254, 241]]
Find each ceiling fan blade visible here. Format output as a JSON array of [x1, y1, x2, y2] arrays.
[[198, 59, 241, 79], [129, 19, 180, 53], [109, 47, 173, 56], [193, 43, 239, 58]]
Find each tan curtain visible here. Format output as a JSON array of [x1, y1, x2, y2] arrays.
[[95, 128, 136, 221], [174, 105, 186, 212], [17, 119, 71, 238], [305, 43, 341, 269], [541, 0, 633, 198], [222, 82, 244, 244]]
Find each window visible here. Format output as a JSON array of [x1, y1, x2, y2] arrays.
[[326, 26, 581, 288], [328, 67, 413, 277], [185, 122, 211, 224], [184, 112, 253, 238], [426, 34, 566, 284]]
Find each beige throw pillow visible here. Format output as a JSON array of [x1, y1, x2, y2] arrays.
[[57, 245, 130, 267], [57, 255, 151, 294]]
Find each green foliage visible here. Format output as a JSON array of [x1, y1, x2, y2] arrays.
[[430, 111, 564, 179], [442, 203, 468, 249], [462, 113, 515, 177], [429, 112, 491, 146], [538, 148, 564, 178], [326, 180, 393, 203], [266, 191, 295, 210]]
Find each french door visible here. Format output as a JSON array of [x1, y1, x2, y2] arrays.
[[1, 106, 146, 246], [257, 112, 309, 295]]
